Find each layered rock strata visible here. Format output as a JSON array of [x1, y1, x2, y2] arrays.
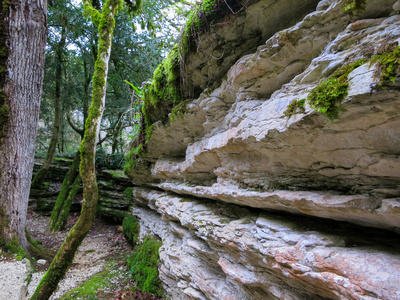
[[126, 0, 400, 298], [132, 187, 400, 300]]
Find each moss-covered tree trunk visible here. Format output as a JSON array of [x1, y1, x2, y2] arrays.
[[31, 0, 124, 298], [0, 0, 47, 250], [31, 24, 66, 189], [47, 151, 80, 231]]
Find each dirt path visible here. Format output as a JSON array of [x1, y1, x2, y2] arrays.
[[26, 210, 135, 299]]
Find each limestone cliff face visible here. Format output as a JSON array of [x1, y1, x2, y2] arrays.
[[126, 0, 400, 299]]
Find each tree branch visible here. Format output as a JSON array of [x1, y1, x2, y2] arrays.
[[67, 113, 84, 138]]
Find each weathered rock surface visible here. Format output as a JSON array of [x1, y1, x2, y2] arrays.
[[125, 0, 400, 298], [131, 188, 400, 300]]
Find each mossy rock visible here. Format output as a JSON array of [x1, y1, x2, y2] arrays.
[[127, 236, 163, 296], [122, 214, 139, 245], [34, 198, 81, 215], [98, 196, 131, 209], [97, 206, 128, 223], [100, 169, 130, 183]]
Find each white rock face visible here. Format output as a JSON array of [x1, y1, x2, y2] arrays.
[[131, 188, 400, 300], [126, 0, 400, 298]]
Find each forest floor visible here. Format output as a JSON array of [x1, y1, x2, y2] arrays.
[[25, 209, 163, 300]]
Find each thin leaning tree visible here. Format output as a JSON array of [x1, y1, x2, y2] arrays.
[[31, 0, 141, 298]]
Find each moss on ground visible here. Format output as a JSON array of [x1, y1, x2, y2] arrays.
[[0, 235, 27, 260], [58, 257, 130, 300], [127, 236, 163, 296]]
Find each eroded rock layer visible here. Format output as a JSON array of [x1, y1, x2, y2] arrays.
[[126, 0, 400, 298]]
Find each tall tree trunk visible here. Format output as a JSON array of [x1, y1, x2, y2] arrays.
[[0, 0, 47, 250], [31, 0, 126, 298], [31, 25, 66, 189]]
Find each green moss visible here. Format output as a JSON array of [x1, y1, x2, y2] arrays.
[[307, 59, 366, 121], [2, 236, 28, 258], [97, 206, 127, 222], [127, 236, 163, 296], [142, 44, 181, 127], [342, 0, 367, 12], [58, 258, 128, 300], [26, 230, 53, 261], [140, 0, 246, 145], [122, 214, 139, 245], [371, 46, 400, 88], [123, 144, 143, 174], [124, 187, 133, 199], [283, 98, 306, 119], [170, 99, 191, 123]]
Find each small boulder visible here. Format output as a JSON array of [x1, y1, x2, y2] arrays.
[[37, 259, 46, 265]]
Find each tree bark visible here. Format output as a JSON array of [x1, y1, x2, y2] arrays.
[[31, 25, 66, 189], [31, 0, 124, 298], [48, 151, 80, 232], [0, 0, 47, 250]]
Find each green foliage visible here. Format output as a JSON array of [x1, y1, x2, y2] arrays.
[[142, 44, 181, 126], [58, 257, 128, 300], [123, 144, 143, 174], [307, 59, 366, 121], [283, 98, 306, 119], [124, 187, 133, 198], [122, 214, 139, 245], [342, 0, 366, 12], [170, 98, 191, 123], [0, 236, 28, 258], [371, 46, 400, 88], [127, 237, 163, 296], [95, 148, 125, 170]]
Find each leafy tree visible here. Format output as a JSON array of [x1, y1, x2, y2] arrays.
[[31, 0, 131, 297]]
